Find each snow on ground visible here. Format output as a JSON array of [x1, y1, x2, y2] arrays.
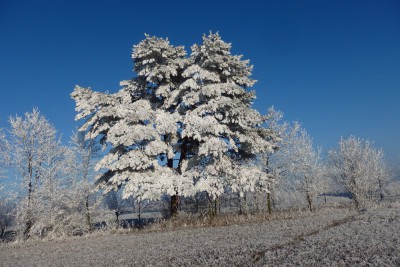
[[255, 203, 400, 266], [1, 204, 399, 266]]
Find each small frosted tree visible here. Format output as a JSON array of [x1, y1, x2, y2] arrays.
[[64, 130, 109, 233], [8, 108, 67, 238], [370, 148, 390, 200], [285, 128, 326, 211], [260, 109, 301, 211], [0, 127, 11, 237], [257, 107, 285, 213], [329, 136, 390, 209], [0, 127, 7, 196], [264, 118, 328, 211], [0, 127, 7, 178], [24, 142, 71, 238]]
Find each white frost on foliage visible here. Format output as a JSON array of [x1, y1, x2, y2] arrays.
[[228, 162, 270, 197], [122, 166, 191, 201], [96, 150, 156, 172], [107, 123, 157, 146], [155, 111, 180, 135], [71, 32, 277, 203], [198, 137, 227, 158], [194, 175, 225, 200], [182, 113, 229, 141]]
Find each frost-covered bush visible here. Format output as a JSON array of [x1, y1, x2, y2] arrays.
[[15, 185, 115, 240], [329, 136, 391, 209], [6, 109, 115, 240], [384, 180, 400, 200]]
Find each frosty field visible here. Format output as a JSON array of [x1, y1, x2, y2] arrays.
[[1, 204, 399, 266]]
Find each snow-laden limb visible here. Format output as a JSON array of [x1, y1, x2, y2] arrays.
[[182, 113, 232, 142], [228, 162, 271, 197], [72, 82, 175, 198], [155, 111, 180, 137]]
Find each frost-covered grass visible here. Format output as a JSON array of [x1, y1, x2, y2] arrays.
[[1, 204, 399, 266], [255, 202, 400, 266]]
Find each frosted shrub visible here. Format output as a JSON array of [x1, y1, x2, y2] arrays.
[[329, 136, 391, 209]]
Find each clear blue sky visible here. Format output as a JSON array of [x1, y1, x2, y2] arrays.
[[1, 0, 399, 164]]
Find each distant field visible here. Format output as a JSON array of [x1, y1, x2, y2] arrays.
[[1, 203, 399, 266]]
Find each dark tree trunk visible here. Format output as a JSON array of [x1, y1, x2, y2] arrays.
[[267, 192, 272, 214], [379, 180, 384, 201], [351, 177, 360, 210], [167, 157, 179, 217], [170, 138, 188, 217], [170, 194, 179, 217], [214, 198, 218, 216], [0, 221, 4, 239], [23, 219, 32, 239], [115, 211, 120, 227], [25, 157, 33, 237], [352, 192, 360, 210], [265, 155, 273, 214], [137, 200, 142, 228], [85, 195, 92, 232], [306, 193, 313, 212], [242, 193, 248, 214]]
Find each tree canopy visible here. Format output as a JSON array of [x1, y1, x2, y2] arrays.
[[71, 33, 277, 211]]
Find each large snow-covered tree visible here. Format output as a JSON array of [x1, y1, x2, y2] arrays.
[[329, 136, 390, 209], [71, 33, 276, 216]]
